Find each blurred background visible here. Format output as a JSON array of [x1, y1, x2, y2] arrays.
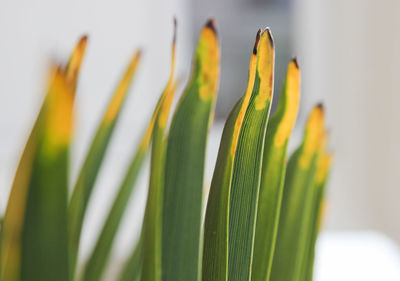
[[1, 0, 400, 279]]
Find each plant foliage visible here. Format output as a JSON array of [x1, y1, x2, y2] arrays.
[[0, 18, 331, 281]]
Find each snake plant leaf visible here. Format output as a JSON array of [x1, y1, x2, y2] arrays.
[[162, 18, 220, 281], [82, 41, 174, 280], [202, 29, 262, 281], [228, 28, 274, 281], [301, 149, 332, 281], [2, 67, 74, 281], [251, 58, 300, 281], [270, 105, 325, 281], [1, 37, 87, 281], [141, 19, 177, 281], [68, 51, 141, 275], [118, 236, 143, 281]]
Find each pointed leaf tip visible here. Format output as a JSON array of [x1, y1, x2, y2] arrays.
[[292, 57, 299, 68], [205, 18, 217, 35], [173, 17, 177, 43], [263, 27, 274, 47], [253, 29, 262, 54]]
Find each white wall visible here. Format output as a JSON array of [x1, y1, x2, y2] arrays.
[[292, 0, 400, 241]]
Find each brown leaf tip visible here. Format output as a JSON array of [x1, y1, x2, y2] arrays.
[[253, 29, 262, 55], [173, 17, 177, 44], [79, 34, 88, 43], [205, 18, 217, 35], [292, 57, 299, 69]]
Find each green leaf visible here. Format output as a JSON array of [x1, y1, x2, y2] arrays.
[[270, 105, 326, 281], [301, 149, 332, 281], [227, 28, 274, 281], [82, 55, 169, 281], [68, 51, 141, 276], [2, 68, 74, 281], [202, 29, 269, 281], [251, 59, 300, 281], [118, 236, 143, 281], [1, 38, 87, 281], [161, 19, 220, 281], [140, 19, 177, 281]]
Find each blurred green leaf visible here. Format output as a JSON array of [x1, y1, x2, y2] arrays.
[[301, 150, 332, 281], [270, 105, 326, 281], [68, 51, 141, 275], [141, 20, 177, 281], [1, 37, 87, 281], [118, 236, 143, 281]]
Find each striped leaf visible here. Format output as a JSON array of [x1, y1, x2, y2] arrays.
[[162, 19, 220, 281], [68, 51, 141, 275], [270, 105, 326, 281], [202, 29, 265, 281], [251, 59, 300, 281], [227, 28, 274, 281]]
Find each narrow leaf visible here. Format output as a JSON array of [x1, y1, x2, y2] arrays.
[[68, 51, 141, 275], [301, 148, 332, 281], [202, 29, 262, 281], [141, 19, 177, 281], [270, 105, 325, 281], [251, 58, 300, 281], [2, 67, 74, 281], [228, 28, 275, 281], [1, 37, 87, 281], [162, 18, 220, 281], [118, 236, 143, 281]]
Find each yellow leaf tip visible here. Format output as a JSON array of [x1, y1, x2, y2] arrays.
[[261, 27, 274, 48], [205, 18, 217, 35], [253, 29, 262, 55]]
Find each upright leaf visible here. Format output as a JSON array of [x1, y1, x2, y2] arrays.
[[252, 59, 300, 281], [1, 37, 87, 281], [68, 51, 141, 275], [202, 29, 262, 281], [162, 19, 220, 281], [228, 29, 274, 281], [270, 105, 325, 281], [301, 148, 332, 281], [141, 20, 177, 281], [82, 49, 171, 281], [2, 68, 73, 281]]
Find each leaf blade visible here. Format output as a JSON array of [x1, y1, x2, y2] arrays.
[[251, 59, 300, 281], [161, 19, 220, 281], [227, 29, 275, 281], [68, 51, 141, 275]]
